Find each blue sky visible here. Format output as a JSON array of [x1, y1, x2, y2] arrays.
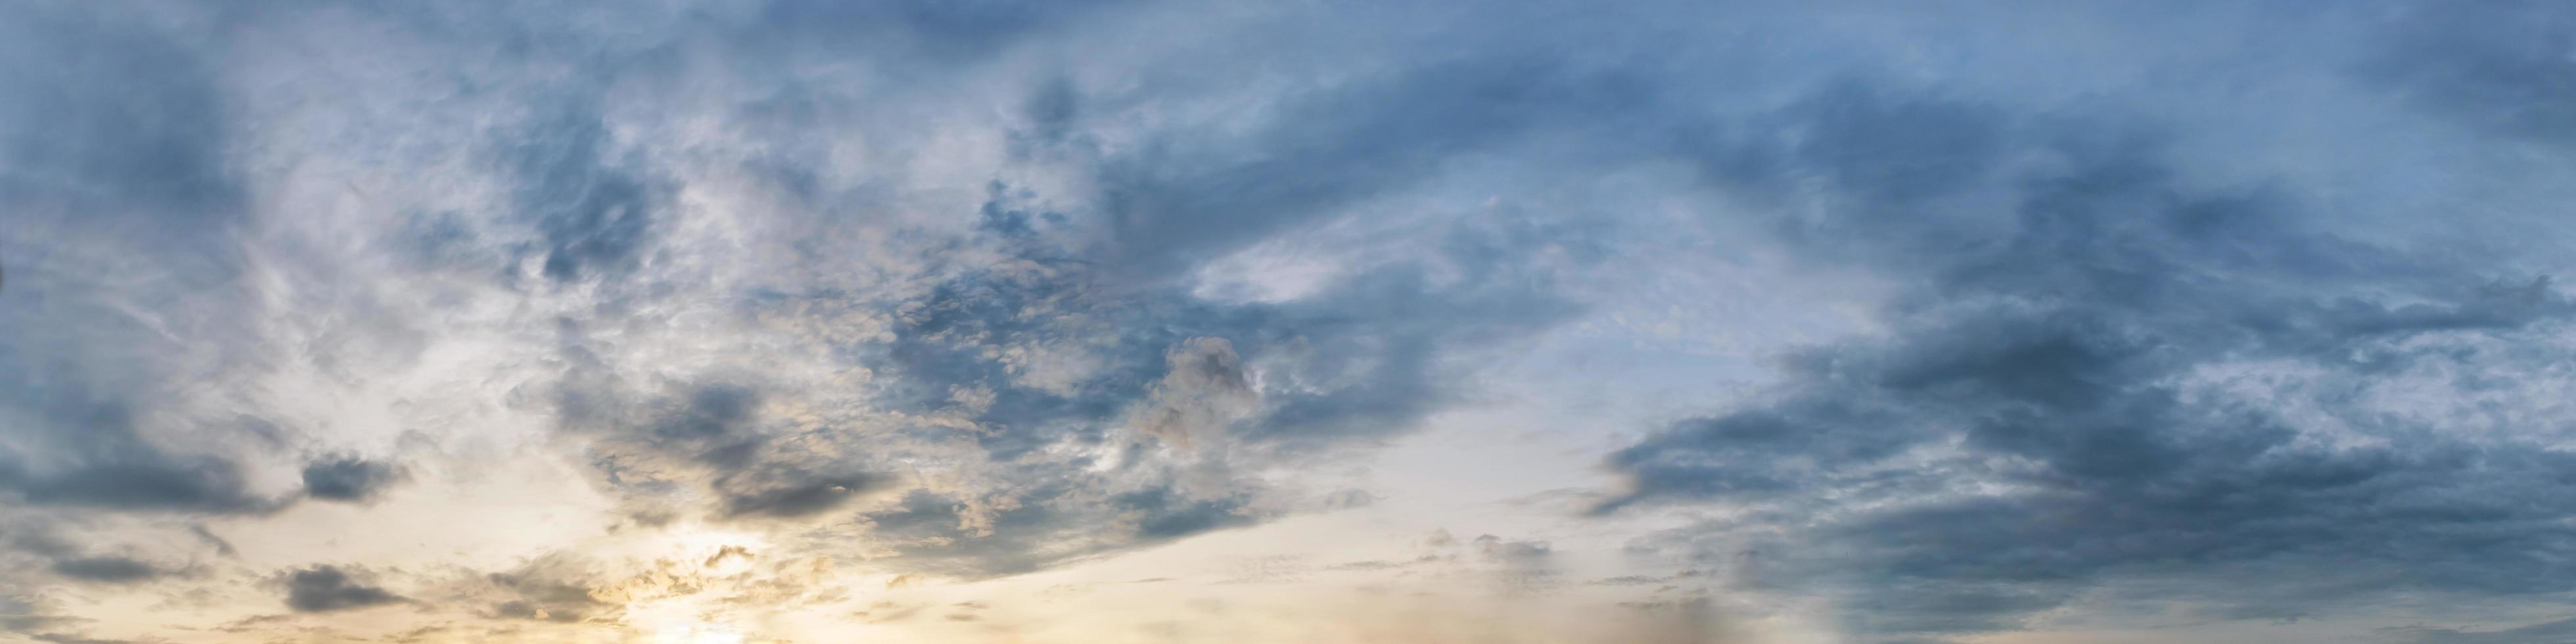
[[3, 1, 2576, 643]]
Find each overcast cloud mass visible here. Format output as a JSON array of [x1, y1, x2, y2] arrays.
[[4, 1, 2576, 643]]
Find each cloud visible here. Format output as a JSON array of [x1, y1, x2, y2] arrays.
[[188, 524, 237, 558], [522, 100, 1595, 572], [1, 0, 1615, 594], [507, 104, 662, 284], [29, 634, 139, 644], [0, 3, 237, 210], [2367, 1, 2576, 146], [47, 557, 160, 584], [300, 457, 405, 503], [1083, 55, 1648, 280], [819, 232, 1581, 576], [1128, 337, 1256, 450], [703, 545, 752, 568], [2387, 616, 2576, 644], [6, 1, 2574, 641], [7, 455, 277, 515], [0, 3, 295, 520], [1595, 79, 2576, 636], [717, 473, 881, 520], [478, 559, 618, 624], [284, 566, 406, 612], [1472, 535, 1553, 566], [0, 594, 86, 635], [745, 0, 1138, 64]]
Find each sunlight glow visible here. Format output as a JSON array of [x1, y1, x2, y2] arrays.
[[652, 622, 745, 644]]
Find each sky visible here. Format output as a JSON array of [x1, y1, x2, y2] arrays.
[[3, 1, 2575, 643]]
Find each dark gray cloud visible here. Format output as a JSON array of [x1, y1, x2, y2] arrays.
[[716, 472, 881, 520], [1597, 80, 2576, 637], [0, 394, 281, 515], [300, 457, 405, 503], [48, 557, 159, 584], [284, 565, 406, 612]]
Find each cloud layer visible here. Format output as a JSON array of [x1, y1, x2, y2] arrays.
[[2, 1, 2574, 643]]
